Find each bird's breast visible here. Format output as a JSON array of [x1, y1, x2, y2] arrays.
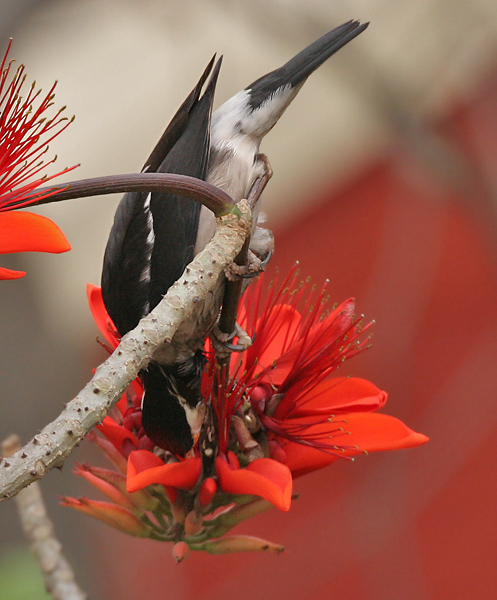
[[208, 143, 264, 201]]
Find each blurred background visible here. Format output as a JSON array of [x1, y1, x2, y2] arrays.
[[1, 0, 497, 598]]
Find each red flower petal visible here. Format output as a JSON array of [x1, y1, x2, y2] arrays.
[[0, 211, 70, 254], [338, 412, 429, 453], [87, 284, 120, 350], [127, 450, 201, 493], [278, 411, 428, 478], [241, 305, 302, 383], [0, 266, 25, 279], [307, 299, 356, 351], [127, 449, 165, 473], [276, 377, 387, 419], [281, 442, 339, 479], [97, 417, 138, 456], [216, 451, 293, 511]]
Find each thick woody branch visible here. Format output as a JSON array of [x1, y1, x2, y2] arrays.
[[0, 201, 252, 502], [5, 173, 235, 216]]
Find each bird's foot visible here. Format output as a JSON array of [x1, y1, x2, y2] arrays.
[[211, 322, 253, 357], [250, 226, 274, 264], [255, 153, 273, 181], [246, 153, 273, 210], [224, 248, 271, 281]]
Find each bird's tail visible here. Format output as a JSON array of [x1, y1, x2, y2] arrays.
[[247, 20, 368, 110]]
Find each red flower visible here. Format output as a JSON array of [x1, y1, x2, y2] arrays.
[[68, 271, 428, 557], [223, 268, 428, 478], [0, 40, 77, 279], [127, 449, 201, 503], [215, 451, 292, 511], [87, 284, 120, 350]]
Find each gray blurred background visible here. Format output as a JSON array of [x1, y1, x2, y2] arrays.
[[1, 1, 497, 599]]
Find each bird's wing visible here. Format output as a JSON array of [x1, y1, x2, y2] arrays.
[[102, 57, 222, 336]]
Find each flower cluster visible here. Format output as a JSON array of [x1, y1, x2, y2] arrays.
[[62, 269, 428, 559], [0, 40, 76, 279]]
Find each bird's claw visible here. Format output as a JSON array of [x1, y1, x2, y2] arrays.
[[258, 248, 273, 269], [211, 322, 253, 357], [224, 249, 271, 281], [255, 153, 273, 180]]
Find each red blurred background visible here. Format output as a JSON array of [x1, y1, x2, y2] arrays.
[[1, 2, 497, 599]]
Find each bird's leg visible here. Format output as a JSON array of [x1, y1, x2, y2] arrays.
[[210, 323, 253, 358], [224, 249, 266, 281], [223, 153, 274, 280], [248, 153, 273, 210], [214, 155, 273, 359], [222, 153, 273, 284]]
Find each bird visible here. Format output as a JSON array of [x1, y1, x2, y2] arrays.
[[102, 56, 222, 455], [101, 20, 368, 457]]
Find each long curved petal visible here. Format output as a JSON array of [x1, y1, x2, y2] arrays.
[[338, 412, 429, 453], [87, 284, 120, 350], [279, 412, 428, 478], [242, 305, 302, 380], [276, 377, 387, 419], [127, 450, 201, 493], [0, 211, 70, 253], [216, 452, 292, 511], [0, 266, 25, 279]]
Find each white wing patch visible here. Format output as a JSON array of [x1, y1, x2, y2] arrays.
[[139, 192, 155, 314]]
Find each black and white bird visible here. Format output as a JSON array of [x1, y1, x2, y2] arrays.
[[102, 57, 222, 455], [101, 20, 368, 456]]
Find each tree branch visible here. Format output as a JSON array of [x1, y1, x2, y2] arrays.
[[2, 435, 87, 600], [0, 200, 252, 502]]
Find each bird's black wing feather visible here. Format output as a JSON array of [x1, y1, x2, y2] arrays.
[[148, 60, 221, 309], [144, 55, 217, 173], [102, 57, 221, 336], [101, 190, 154, 335], [102, 58, 222, 455]]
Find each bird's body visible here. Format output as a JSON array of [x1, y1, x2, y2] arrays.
[[101, 20, 368, 456], [102, 57, 222, 455]]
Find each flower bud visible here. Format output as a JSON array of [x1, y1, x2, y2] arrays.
[[173, 541, 190, 563], [60, 496, 150, 537], [192, 535, 284, 555], [184, 510, 203, 536]]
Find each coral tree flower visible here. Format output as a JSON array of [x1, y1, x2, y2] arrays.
[[229, 268, 428, 478], [0, 40, 77, 279], [66, 271, 428, 558]]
